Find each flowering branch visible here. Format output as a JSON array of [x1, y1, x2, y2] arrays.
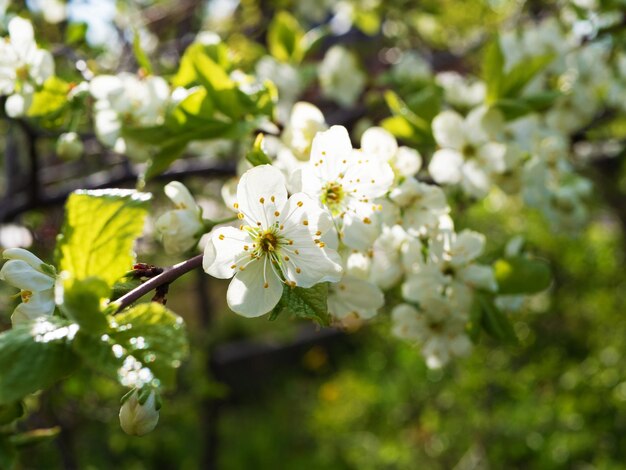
[[113, 254, 204, 313]]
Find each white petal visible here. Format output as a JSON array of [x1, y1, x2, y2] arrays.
[[5, 93, 28, 118], [361, 127, 398, 162], [203, 226, 250, 279], [393, 146, 422, 177], [342, 211, 381, 251], [307, 125, 353, 183], [341, 155, 394, 200], [460, 161, 490, 198], [279, 196, 343, 286], [155, 210, 203, 254], [402, 267, 447, 303], [90, 75, 124, 100], [450, 230, 485, 265], [3, 247, 46, 269], [0, 259, 54, 291], [8, 17, 35, 58], [28, 49, 54, 84], [237, 165, 287, 229], [328, 276, 384, 319], [458, 264, 497, 291], [428, 149, 464, 185], [11, 290, 55, 326], [226, 258, 283, 317], [477, 142, 507, 173], [432, 110, 466, 149], [164, 181, 199, 211]]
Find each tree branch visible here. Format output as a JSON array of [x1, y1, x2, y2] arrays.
[[113, 254, 204, 313]]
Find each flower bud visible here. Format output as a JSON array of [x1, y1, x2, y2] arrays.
[[155, 182, 204, 254], [119, 389, 160, 436], [56, 132, 83, 161]]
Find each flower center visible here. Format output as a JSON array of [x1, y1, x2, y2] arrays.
[[321, 181, 345, 214], [21, 290, 33, 303], [258, 230, 279, 253], [16, 65, 29, 81], [461, 143, 476, 159]]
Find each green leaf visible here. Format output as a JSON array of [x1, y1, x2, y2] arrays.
[[27, 76, 70, 118], [0, 402, 24, 425], [246, 133, 272, 166], [0, 317, 79, 405], [482, 37, 505, 104], [74, 303, 189, 389], [0, 437, 16, 470], [133, 30, 154, 75], [501, 54, 554, 98], [58, 275, 110, 334], [405, 85, 442, 123], [494, 256, 552, 295], [55, 189, 151, 287], [172, 42, 231, 88], [65, 22, 87, 45], [271, 283, 330, 326], [267, 11, 305, 63], [477, 293, 518, 344], [385, 91, 428, 131]]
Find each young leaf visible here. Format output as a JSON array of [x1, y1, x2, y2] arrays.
[[55, 189, 151, 287], [477, 293, 518, 344], [133, 30, 154, 75], [0, 402, 24, 425], [271, 283, 330, 326], [27, 76, 70, 119], [246, 134, 272, 166], [58, 275, 110, 334], [494, 256, 552, 295], [267, 11, 305, 63], [74, 303, 189, 389], [501, 54, 554, 98], [482, 37, 505, 104], [0, 317, 79, 405]]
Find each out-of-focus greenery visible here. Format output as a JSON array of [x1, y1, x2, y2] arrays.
[[12, 186, 626, 469]]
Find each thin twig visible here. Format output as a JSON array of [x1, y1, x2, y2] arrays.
[[113, 254, 203, 313]]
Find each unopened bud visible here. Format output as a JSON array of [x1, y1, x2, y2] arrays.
[[119, 388, 160, 436], [56, 132, 83, 160]]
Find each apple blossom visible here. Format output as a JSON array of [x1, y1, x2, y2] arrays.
[[119, 389, 160, 436]]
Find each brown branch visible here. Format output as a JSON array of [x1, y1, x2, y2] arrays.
[[113, 254, 204, 313]]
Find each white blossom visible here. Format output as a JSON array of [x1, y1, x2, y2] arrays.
[[0, 248, 56, 325], [0, 17, 54, 117], [298, 126, 394, 250], [428, 107, 507, 198], [391, 301, 472, 369], [155, 182, 204, 254], [90, 73, 170, 159], [318, 46, 366, 107], [204, 165, 342, 317]]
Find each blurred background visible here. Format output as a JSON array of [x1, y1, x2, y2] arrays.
[[1, 0, 626, 468]]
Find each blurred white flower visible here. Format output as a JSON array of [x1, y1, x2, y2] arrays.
[[318, 46, 366, 107]]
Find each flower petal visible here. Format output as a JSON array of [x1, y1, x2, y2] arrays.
[[0, 259, 54, 291], [237, 165, 287, 229], [328, 276, 384, 319], [203, 226, 250, 279], [361, 127, 398, 162], [226, 257, 283, 317], [428, 149, 464, 185], [432, 110, 465, 149]]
